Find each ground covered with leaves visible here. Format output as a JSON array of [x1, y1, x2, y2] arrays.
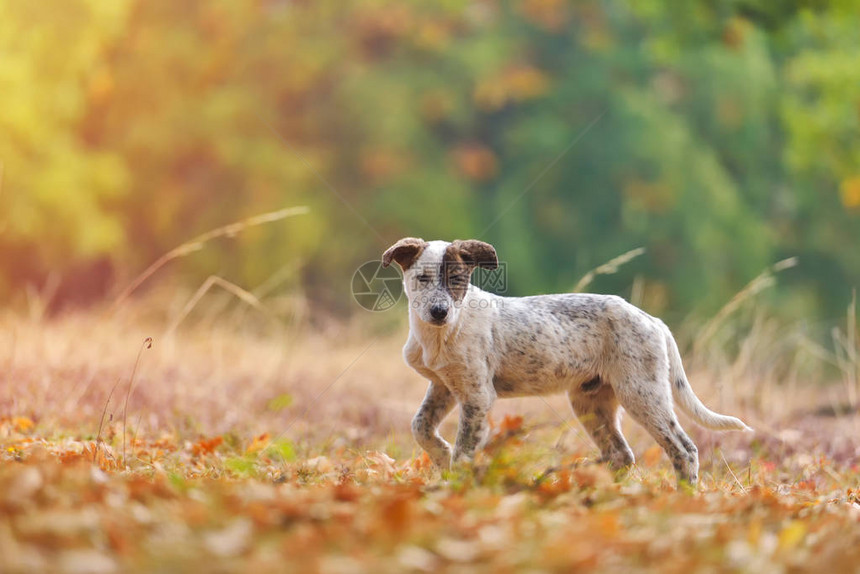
[[1, 312, 859, 573], [3, 418, 860, 573]]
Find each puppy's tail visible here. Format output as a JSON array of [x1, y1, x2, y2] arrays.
[[665, 328, 753, 432]]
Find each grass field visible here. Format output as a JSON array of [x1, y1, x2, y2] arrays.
[[1, 298, 859, 573]]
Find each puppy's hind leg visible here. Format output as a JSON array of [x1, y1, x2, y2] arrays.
[[612, 375, 699, 485], [569, 377, 635, 470]]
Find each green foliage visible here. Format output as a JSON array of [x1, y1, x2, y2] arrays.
[[264, 439, 296, 463], [224, 455, 257, 478], [1, 0, 858, 319], [266, 394, 294, 412]]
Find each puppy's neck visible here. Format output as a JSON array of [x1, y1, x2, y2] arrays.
[[408, 308, 453, 337], [408, 311, 458, 369]]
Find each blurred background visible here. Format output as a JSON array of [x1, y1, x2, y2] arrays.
[[1, 0, 858, 327]]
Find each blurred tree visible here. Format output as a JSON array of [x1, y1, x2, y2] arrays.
[[0, 1, 129, 299], [0, 0, 857, 321]]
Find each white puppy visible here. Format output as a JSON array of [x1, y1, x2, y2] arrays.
[[383, 237, 751, 485]]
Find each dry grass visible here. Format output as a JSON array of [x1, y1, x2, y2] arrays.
[[1, 287, 859, 572], [111, 206, 310, 312], [3, 285, 858, 461]]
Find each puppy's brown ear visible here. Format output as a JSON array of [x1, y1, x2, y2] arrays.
[[452, 239, 498, 270], [382, 237, 427, 269]]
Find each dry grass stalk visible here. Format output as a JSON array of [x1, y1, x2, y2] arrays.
[[792, 290, 859, 410], [166, 275, 270, 335], [832, 289, 858, 408], [112, 205, 309, 311], [94, 378, 122, 465], [122, 337, 153, 467], [718, 449, 747, 493], [693, 257, 798, 357], [572, 247, 646, 293]]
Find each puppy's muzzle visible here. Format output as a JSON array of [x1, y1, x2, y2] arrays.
[[429, 302, 449, 324]]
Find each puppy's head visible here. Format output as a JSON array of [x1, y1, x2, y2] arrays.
[[382, 238, 497, 327]]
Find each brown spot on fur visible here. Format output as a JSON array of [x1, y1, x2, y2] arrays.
[[492, 375, 516, 395], [451, 239, 498, 270], [442, 240, 498, 301], [382, 237, 427, 270], [580, 376, 602, 393]]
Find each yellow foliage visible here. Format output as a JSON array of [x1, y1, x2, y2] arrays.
[[840, 177, 860, 209], [517, 0, 568, 32], [475, 65, 550, 110]]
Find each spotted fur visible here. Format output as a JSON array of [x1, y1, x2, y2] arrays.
[[382, 238, 752, 485]]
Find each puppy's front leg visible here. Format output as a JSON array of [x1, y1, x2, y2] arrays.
[[412, 381, 457, 468], [452, 384, 495, 464]]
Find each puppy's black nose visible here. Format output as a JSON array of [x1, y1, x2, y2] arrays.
[[429, 304, 448, 321]]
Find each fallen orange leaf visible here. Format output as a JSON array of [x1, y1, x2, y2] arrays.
[[192, 436, 224, 457], [411, 451, 433, 471], [246, 433, 271, 455], [642, 445, 663, 468], [13, 417, 34, 433], [499, 415, 524, 434]]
